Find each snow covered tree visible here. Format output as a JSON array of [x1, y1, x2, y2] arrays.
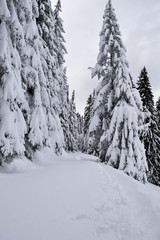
[[77, 112, 84, 151], [53, 0, 67, 66], [83, 93, 94, 135], [83, 92, 95, 153], [156, 97, 160, 126], [144, 116, 160, 186], [137, 68, 160, 186], [68, 90, 78, 151], [89, 0, 148, 182], [36, 0, 65, 155], [14, 0, 53, 158], [77, 113, 83, 135], [0, 0, 68, 164], [0, 0, 27, 164], [53, 0, 75, 152]]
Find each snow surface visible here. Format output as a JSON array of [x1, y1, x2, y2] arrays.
[[0, 149, 160, 240]]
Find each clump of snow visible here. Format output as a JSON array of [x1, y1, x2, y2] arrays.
[[2, 156, 35, 173]]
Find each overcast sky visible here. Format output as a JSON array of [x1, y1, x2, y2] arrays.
[[51, 0, 160, 114]]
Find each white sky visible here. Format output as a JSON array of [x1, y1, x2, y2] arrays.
[[51, 0, 160, 114]]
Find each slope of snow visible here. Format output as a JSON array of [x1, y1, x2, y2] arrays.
[[0, 150, 160, 240]]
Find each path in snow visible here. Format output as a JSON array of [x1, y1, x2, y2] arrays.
[[0, 150, 160, 240]]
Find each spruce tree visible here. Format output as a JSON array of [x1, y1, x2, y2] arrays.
[[137, 68, 160, 186], [68, 90, 78, 151], [89, 0, 148, 182], [77, 112, 84, 151], [53, 0, 75, 152], [137, 67, 154, 114], [83, 92, 95, 153], [36, 0, 65, 154], [0, 0, 67, 163], [0, 1, 27, 164], [16, 0, 51, 158], [53, 0, 67, 66], [84, 94, 94, 135], [156, 97, 160, 126]]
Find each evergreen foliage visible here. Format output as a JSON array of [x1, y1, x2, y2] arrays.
[[53, 0, 77, 152], [0, 0, 77, 164], [137, 67, 160, 186], [89, 0, 148, 182], [156, 97, 160, 126], [68, 90, 78, 151], [137, 67, 154, 114], [83, 93, 94, 135], [77, 112, 84, 151], [0, 0, 27, 164], [83, 91, 97, 153]]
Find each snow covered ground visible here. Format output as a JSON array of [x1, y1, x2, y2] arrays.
[[0, 149, 160, 240]]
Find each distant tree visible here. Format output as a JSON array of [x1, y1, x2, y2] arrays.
[[83, 91, 100, 154], [156, 97, 160, 125], [89, 0, 148, 182], [53, 0, 74, 152], [137, 68, 160, 186], [68, 90, 78, 151], [83, 93, 94, 135], [77, 112, 84, 151], [137, 67, 154, 114], [77, 113, 83, 135], [53, 0, 67, 66]]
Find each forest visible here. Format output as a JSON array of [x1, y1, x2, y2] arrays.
[[0, 0, 160, 186], [1, 1, 160, 239]]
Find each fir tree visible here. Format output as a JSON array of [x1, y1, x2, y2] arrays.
[[156, 97, 160, 126], [0, 0, 27, 164], [36, 0, 65, 154], [83, 92, 95, 153], [0, 0, 67, 163], [16, 0, 51, 157], [89, 0, 148, 182], [137, 67, 154, 114], [53, 0, 67, 66], [77, 112, 84, 151], [68, 90, 78, 151], [137, 68, 160, 186], [83, 93, 94, 135], [53, 1, 74, 152]]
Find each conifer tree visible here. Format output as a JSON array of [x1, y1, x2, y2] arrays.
[[156, 97, 160, 126], [53, 0, 75, 152], [36, 0, 65, 154], [89, 0, 147, 182], [0, 0, 67, 163], [53, 0, 67, 66], [68, 90, 78, 151], [83, 92, 94, 153], [137, 67, 154, 114], [15, 0, 51, 158], [137, 68, 160, 186], [0, 1, 26, 164], [84, 94, 94, 135], [77, 112, 84, 151]]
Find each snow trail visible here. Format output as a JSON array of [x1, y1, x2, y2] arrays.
[[0, 151, 160, 240]]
